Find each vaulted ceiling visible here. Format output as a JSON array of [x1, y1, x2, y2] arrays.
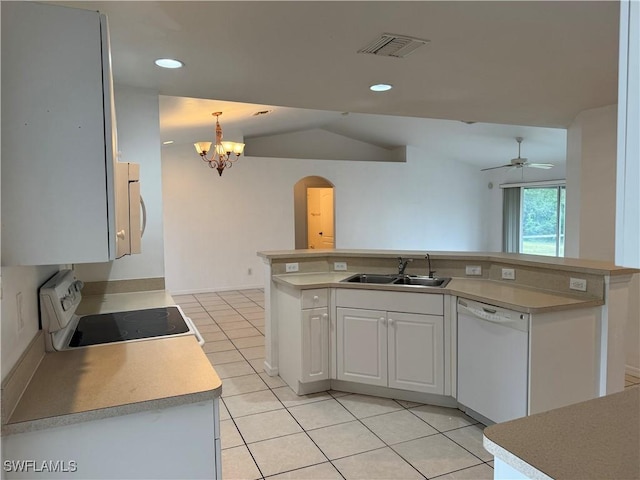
[[52, 1, 620, 168]]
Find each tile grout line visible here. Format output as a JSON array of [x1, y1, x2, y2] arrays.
[[212, 289, 345, 478], [183, 289, 493, 480], [196, 293, 268, 480]]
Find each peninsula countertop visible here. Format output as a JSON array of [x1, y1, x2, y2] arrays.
[[258, 249, 638, 276], [272, 272, 602, 313], [3, 290, 222, 435], [483, 386, 640, 480]]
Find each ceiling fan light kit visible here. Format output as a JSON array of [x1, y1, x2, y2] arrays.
[[481, 137, 554, 172]]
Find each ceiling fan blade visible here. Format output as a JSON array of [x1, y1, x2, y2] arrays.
[[480, 164, 511, 171], [528, 163, 554, 169]]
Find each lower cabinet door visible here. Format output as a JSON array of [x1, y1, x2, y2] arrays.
[[336, 307, 387, 386], [388, 312, 444, 394], [301, 307, 329, 382]]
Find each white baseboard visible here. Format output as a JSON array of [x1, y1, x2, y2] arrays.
[[626, 364, 640, 377], [263, 360, 278, 376], [169, 284, 265, 296]]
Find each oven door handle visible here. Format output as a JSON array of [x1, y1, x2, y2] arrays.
[[188, 317, 205, 346]]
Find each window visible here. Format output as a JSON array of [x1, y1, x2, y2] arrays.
[[503, 184, 566, 257]]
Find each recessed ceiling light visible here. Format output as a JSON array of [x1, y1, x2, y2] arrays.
[[154, 58, 184, 69], [369, 83, 393, 92], [162, 140, 174, 145]]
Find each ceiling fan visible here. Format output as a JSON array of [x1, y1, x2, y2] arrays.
[[481, 137, 554, 171]]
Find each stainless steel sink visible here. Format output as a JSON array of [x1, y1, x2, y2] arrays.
[[392, 275, 451, 287], [341, 273, 450, 288], [342, 273, 397, 284]]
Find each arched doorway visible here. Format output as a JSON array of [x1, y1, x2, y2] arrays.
[[293, 176, 335, 249]]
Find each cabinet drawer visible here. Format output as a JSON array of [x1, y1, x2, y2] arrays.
[[301, 289, 328, 309], [335, 289, 443, 315]]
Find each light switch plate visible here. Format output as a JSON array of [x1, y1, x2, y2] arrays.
[[334, 262, 347, 271], [501, 268, 516, 280], [465, 265, 482, 276], [285, 262, 299, 273], [569, 277, 587, 291]]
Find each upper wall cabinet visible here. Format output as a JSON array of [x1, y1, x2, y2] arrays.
[[1, 2, 119, 266]]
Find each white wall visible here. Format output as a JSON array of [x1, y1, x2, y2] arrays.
[[1, 266, 59, 379], [74, 85, 165, 282], [565, 105, 618, 261], [162, 145, 488, 294]]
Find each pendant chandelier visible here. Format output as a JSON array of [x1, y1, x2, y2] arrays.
[[194, 112, 245, 176]]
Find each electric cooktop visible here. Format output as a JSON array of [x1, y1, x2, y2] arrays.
[[69, 306, 190, 348]]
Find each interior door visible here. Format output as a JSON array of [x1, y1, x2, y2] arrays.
[[307, 187, 334, 249]]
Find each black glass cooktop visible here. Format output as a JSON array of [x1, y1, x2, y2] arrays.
[[69, 306, 189, 348]]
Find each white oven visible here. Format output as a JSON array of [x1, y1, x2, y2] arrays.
[[39, 270, 203, 351]]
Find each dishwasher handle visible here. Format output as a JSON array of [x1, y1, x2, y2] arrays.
[[458, 302, 529, 333]]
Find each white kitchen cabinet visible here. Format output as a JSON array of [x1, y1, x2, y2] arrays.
[[1, 2, 120, 265], [336, 308, 388, 386], [388, 311, 444, 394], [276, 286, 330, 393], [335, 289, 445, 395], [301, 307, 329, 382], [3, 399, 221, 479]]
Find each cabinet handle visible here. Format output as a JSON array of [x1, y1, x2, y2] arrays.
[[380, 317, 386, 326], [322, 313, 328, 319], [313, 295, 319, 301], [388, 318, 395, 326]]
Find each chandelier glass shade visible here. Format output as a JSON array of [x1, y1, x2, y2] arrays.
[[194, 112, 245, 176]]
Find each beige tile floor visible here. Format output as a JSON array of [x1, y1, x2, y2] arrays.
[[176, 289, 640, 480], [174, 289, 496, 480], [625, 373, 640, 388]]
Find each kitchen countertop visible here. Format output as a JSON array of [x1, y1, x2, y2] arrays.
[[273, 272, 602, 313], [483, 386, 640, 480], [259, 249, 638, 276], [3, 290, 222, 435]]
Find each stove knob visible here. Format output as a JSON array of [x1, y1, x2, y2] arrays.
[[61, 295, 73, 311], [72, 280, 84, 293]]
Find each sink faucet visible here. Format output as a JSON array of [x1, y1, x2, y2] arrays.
[[397, 257, 413, 275], [425, 253, 436, 278]]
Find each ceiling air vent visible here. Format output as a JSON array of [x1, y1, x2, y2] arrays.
[[252, 109, 274, 117], [358, 33, 429, 58]]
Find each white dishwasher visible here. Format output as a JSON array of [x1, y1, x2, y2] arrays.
[[457, 298, 529, 424]]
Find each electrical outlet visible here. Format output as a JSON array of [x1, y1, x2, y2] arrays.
[[501, 268, 516, 280], [569, 277, 587, 291], [285, 262, 299, 273], [334, 262, 347, 271], [16, 292, 24, 331], [465, 265, 482, 276]]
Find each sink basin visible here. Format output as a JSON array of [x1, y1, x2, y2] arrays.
[[342, 273, 397, 284], [392, 276, 451, 287], [341, 273, 451, 288]]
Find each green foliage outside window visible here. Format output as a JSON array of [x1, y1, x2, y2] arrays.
[[520, 187, 566, 256]]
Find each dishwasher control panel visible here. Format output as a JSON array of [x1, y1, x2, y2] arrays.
[[457, 299, 529, 332]]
